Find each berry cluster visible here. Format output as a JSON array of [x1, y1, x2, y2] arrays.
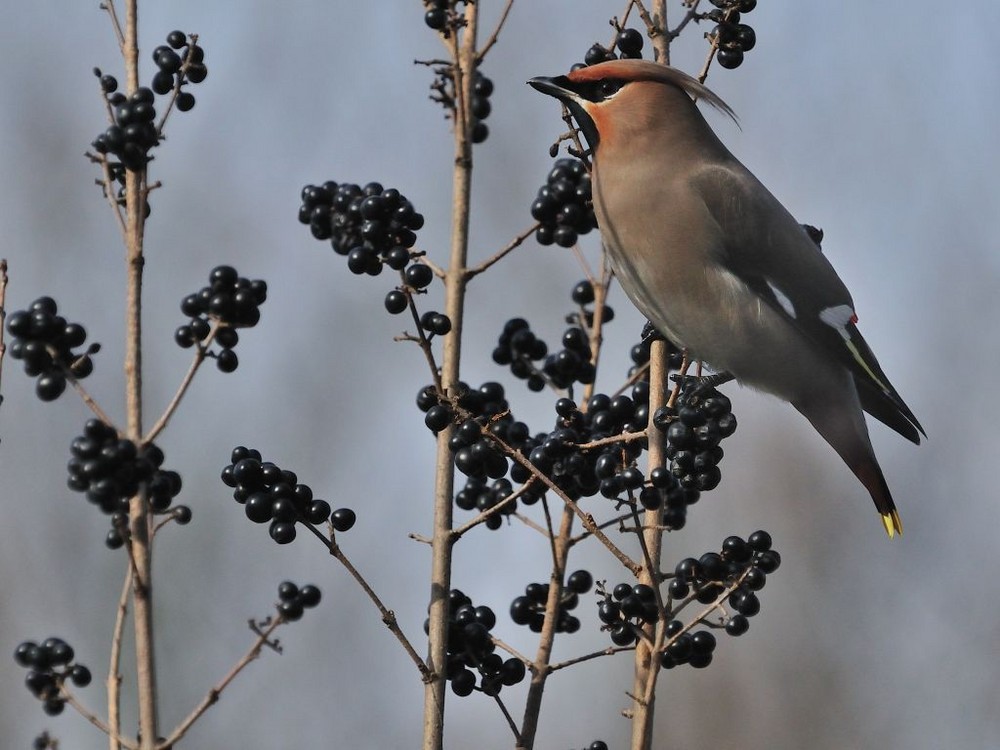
[[568, 278, 616, 322], [174, 265, 267, 372], [454, 477, 520, 529], [706, 0, 757, 70], [299, 181, 424, 272], [221, 447, 356, 545], [545, 324, 595, 389], [14, 638, 92, 717], [151, 30, 207, 102], [642, 463, 702, 532], [66, 419, 182, 548], [90, 31, 207, 173], [299, 181, 446, 331], [491, 284, 615, 392], [91, 81, 158, 171], [491, 318, 549, 392], [659, 620, 718, 669], [530, 159, 598, 248], [598, 582, 659, 644], [447, 392, 511, 476], [669, 530, 780, 643], [425, 589, 526, 697], [276, 581, 322, 622], [32, 732, 55, 750], [570, 743, 609, 750], [509, 570, 592, 634], [418, 382, 528, 522], [515, 388, 649, 505], [469, 72, 495, 144], [5, 297, 98, 402], [655, 382, 737, 492]]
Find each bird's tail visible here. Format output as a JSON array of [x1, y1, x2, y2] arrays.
[[794, 387, 902, 539]]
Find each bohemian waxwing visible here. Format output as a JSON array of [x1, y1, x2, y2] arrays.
[[529, 60, 923, 537]]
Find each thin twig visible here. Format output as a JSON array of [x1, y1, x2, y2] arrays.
[[68, 375, 119, 428], [492, 691, 522, 745], [613, 361, 650, 398], [420, 253, 447, 279], [100, 1, 126, 52], [575, 430, 647, 451], [510, 510, 552, 539], [538, 494, 562, 572], [489, 636, 532, 667], [301, 522, 430, 679], [399, 289, 443, 392], [476, 0, 515, 62], [62, 688, 137, 750], [158, 615, 284, 749], [465, 223, 539, 279], [143, 339, 210, 444], [608, 0, 640, 49], [568, 511, 634, 545], [517, 504, 574, 747], [107, 566, 132, 750], [88, 152, 127, 241], [451, 478, 538, 539], [550, 643, 635, 672], [490, 433, 640, 575], [667, 0, 703, 43]]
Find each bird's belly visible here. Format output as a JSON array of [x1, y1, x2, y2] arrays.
[[608, 245, 833, 403]]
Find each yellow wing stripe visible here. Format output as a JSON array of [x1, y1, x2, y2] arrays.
[[845, 338, 892, 394]]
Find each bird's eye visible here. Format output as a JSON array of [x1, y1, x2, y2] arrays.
[[598, 79, 624, 98]]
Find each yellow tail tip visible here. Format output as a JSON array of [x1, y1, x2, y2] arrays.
[[881, 510, 903, 539]]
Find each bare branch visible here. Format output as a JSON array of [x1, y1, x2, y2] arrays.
[[465, 223, 539, 279], [476, 0, 515, 62], [300, 522, 430, 680], [158, 615, 285, 749]]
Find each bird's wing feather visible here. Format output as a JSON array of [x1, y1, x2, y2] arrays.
[[689, 163, 925, 442]]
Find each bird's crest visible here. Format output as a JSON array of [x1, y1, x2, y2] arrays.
[[567, 60, 739, 126]]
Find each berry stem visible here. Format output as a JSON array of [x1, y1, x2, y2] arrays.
[[423, 5, 479, 749], [475, 0, 515, 64], [116, 1, 159, 746], [107, 567, 131, 750], [629, 337, 671, 750], [67, 374, 119, 428], [158, 614, 285, 750], [464, 222, 538, 279], [517, 505, 574, 747], [143, 329, 213, 444], [60, 687, 134, 750], [297, 521, 429, 679]]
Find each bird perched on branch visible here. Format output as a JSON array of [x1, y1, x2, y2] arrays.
[[529, 60, 923, 537]]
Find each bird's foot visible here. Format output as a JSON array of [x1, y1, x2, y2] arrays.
[[640, 320, 662, 344], [670, 371, 735, 399]]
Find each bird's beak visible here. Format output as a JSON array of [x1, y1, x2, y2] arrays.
[[527, 75, 573, 102], [528, 75, 600, 152]]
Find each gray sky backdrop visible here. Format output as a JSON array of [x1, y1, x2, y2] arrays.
[[1, 2, 998, 749]]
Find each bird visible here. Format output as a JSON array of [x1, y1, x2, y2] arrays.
[[528, 60, 924, 537]]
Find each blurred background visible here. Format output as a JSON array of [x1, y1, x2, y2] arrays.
[[1, 2, 997, 748]]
